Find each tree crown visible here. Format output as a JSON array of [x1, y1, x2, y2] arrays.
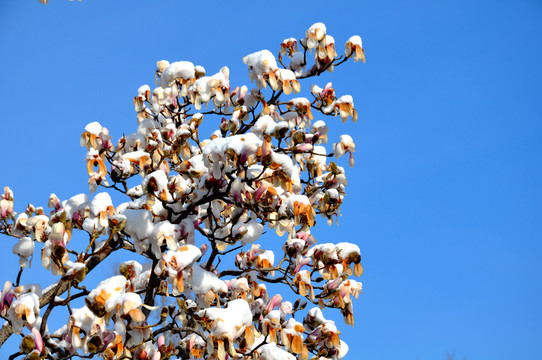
[[0, 22, 365, 360]]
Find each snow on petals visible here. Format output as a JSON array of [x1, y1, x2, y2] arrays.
[[12, 236, 34, 268], [196, 299, 254, 360], [8, 292, 40, 334], [154, 245, 202, 295], [85, 275, 127, 317], [160, 61, 196, 95], [345, 35, 365, 63], [333, 135, 356, 168], [243, 50, 279, 90]]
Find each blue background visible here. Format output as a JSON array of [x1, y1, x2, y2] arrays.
[[1, 1, 541, 359]]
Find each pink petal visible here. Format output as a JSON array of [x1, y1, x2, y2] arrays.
[[265, 294, 282, 314], [321, 82, 333, 98], [188, 333, 196, 350], [254, 183, 267, 201], [32, 327, 44, 354], [157, 335, 165, 348]]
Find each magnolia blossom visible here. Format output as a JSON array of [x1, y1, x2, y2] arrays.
[[345, 35, 366, 63], [8, 292, 40, 334], [155, 245, 202, 295], [281, 37, 298, 55], [195, 299, 254, 360], [80, 121, 113, 152], [305, 22, 327, 49], [335, 95, 358, 123], [277, 68, 301, 95], [334, 135, 356, 168], [0, 281, 14, 317], [12, 237, 34, 268], [288, 97, 314, 123], [243, 50, 279, 90]]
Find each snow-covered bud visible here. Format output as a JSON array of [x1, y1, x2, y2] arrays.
[[0, 187, 14, 219]]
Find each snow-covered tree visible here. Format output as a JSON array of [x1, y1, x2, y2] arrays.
[[0, 22, 365, 360]]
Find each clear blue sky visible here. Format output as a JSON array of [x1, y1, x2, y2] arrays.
[[1, 1, 541, 359]]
